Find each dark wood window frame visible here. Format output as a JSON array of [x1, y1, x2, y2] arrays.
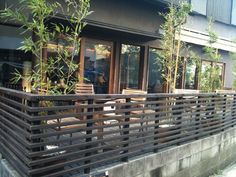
[[117, 43, 146, 93], [146, 47, 164, 93], [200, 59, 226, 88], [176, 58, 225, 90], [79, 37, 115, 93]]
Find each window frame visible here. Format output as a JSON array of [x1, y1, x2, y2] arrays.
[[79, 37, 114, 94], [200, 59, 225, 88], [118, 43, 144, 93], [147, 47, 165, 93]]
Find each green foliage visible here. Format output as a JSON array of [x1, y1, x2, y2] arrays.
[[200, 18, 223, 92], [229, 48, 236, 90], [0, 0, 91, 95], [159, 1, 191, 92], [184, 50, 201, 88]]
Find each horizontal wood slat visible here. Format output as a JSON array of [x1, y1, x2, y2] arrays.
[[0, 87, 236, 177]]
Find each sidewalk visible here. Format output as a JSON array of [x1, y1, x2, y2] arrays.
[[211, 162, 236, 177]]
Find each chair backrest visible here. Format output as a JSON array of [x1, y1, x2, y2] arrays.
[[122, 89, 147, 102], [215, 89, 235, 94], [103, 101, 116, 111], [75, 83, 94, 94], [173, 89, 200, 94], [122, 89, 147, 95]]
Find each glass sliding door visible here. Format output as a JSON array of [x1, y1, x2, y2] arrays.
[[148, 48, 163, 93], [84, 39, 112, 94], [119, 44, 141, 92]]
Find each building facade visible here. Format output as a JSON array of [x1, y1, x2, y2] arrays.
[[0, 0, 236, 93]]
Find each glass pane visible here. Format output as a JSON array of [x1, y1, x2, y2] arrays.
[[214, 62, 224, 83], [200, 61, 212, 91], [191, 0, 207, 15], [185, 59, 197, 89], [148, 48, 163, 93], [0, 49, 31, 90], [176, 57, 185, 89], [232, 0, 236, 25], [120, 44, 141, 92], [201, 61, 211, 73], [84, 40, 111, 94]]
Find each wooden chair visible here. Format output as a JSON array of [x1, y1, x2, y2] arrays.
[[173, 89, 200, 95], [75, 83, 95, 120], [173, 89, 201, 128], [122, 89, 155, 130], [48, 83, 94, 144], [75, 83, 94, 95], [102, 100, 124, 135], [57, 83, 94, 143], [215, 89, 235, 94], [47, 116, 86, 144]]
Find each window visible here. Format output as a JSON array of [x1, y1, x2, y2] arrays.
[[0, 25, 32, 91], [119, 44, 141, 92], [191, 0, 207, 15], [83, 39, 112, 94], [214, 62, 225, 83], [176, 57, 185, 89], [207, 0, 232, 24], [147, 48, 163, 93], [200, 60, 225, 91], [232, 0, 236, 25], [184, 59, 198, 89]]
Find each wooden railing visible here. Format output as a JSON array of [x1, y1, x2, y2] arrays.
[[0, 87, 236, 177]]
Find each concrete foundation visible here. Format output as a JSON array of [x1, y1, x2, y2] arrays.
[[0, 155, 20, 177], [102, 127, 236, 177]]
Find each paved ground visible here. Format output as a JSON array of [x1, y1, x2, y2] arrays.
[[211, 162, 236, 177]]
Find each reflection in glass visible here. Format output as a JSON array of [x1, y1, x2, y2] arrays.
[[84, 40, 111, 94], [215, 63, 224, 82], [200, 61, 212, 91], [200, 61, 224, 91], [201, 61, 211, 73], [0, 49, 31, 90], [120, 44, 141, 92], [185, 59, 197, 89], [176, 57, 185, 89], [148, 48, 163, 93]]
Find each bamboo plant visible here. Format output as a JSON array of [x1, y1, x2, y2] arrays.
[[200, 18, 223, 92], [159, 1, 191, 93], [0, 0, 91, 95]]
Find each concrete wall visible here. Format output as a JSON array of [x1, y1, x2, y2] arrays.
[[185, 15, 236, 41], [98, 127, 236, 177], [0, 154, 20, 177]]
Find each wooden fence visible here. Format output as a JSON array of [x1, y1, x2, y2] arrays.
[[0, 87, 236, 177]]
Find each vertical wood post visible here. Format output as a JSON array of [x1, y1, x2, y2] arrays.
[[175, 96, 183, 145], [154, 97, 160, 153], [232, 94, 236, 127], [210, 95, 216, 135], [28, 98, 43, 177], [195, 96, 201, 139], [84, 98, 94, 174], [121, 97, 131, 162], [222, 94, 227, 131], [29, 99, 41, 154]]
